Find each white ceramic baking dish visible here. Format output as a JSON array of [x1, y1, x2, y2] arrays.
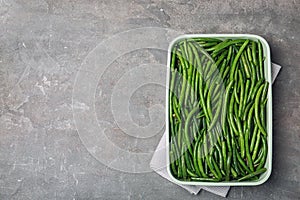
[[165, 34, 272, 186]]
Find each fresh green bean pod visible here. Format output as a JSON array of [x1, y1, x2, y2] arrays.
[[257, 136, 268, 170], [255, 84, 268, 136], [245, 128, 254, 172], [252, 131, 261, 161], [258, 41, 264, 79], [229, 40, 250, 80], [238, 168, 267, 181], [251, 41, 258, 67], [197, 140, 208, 177], [250, 124, 258, 153]]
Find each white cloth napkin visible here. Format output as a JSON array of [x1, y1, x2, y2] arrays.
[[150, 63, 281, 197]]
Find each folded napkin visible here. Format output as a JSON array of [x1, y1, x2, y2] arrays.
[[150, 63, 281, 197]]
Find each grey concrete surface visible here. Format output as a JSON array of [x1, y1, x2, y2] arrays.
[[0, 0, 299, 199]]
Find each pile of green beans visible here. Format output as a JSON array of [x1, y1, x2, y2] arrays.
[[169, 38, 268, 182]]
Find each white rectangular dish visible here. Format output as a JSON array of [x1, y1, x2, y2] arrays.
[[165, 34, 272, 186]]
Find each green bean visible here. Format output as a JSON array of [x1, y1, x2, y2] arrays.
[[201, 42, 220, 48], [197, 140, 208, 177], [219, 58, 227, 76], [246, 63, 256, 102], [226, 46, 233, 66], [211, 155, 222, 179], [178, 53, 187, 109], [169, 61, 177, 133], [191, 62, 196, 103], [169, 99, 175, 137], [208, 130, 215, 154], [170, 142, 177, 166], [255, 84, 267, 136], [206, 88, 213, 120], [181, 43, 189, 67], [257, 136, 268, 170], [250, 79, 263, 100], [172, 136, 181, 160], [229, 40, 250, 80], [235, 146, 252, 174], [261, 82, 269, 101], [238, 168, 267, 181], [189, 43, 203, 73], [250, 60, 260, 80], [231, 138, 240, 174], [203, 60, 213, 80], [201, 55, 207, 67], [231, 167, 238, 178], [181, 144, 187, 179], [246, 104, 254, 129], [252, 131, 261, 161], [234, 84, 240, 105], [187, 43, 194, 64], [243, 79, 251, 112], [221, 141, 227, 169], [184, 66, 193, 106], [258, 41, 264, 79], [206, 154, 219, 179], [224, 126, 232, 153], [194, 71, 199, 102], [234, 64, 240, 88], [191, 177, 220, 182], [225, 151, 232, 181], [184, 107, 199, 155], [187, 168, 198, 177], [230, 46, 236, 67], [170, 151, 178, 176], [228, 94, 239, 136], [203, 128, 209, 158], [172, 96, 181, 121], [177, 123, 182, 149], [212, 39, 246, 55], [185, 149, 194, 171], [259, 102, 266, 129], [193, 37, 223, 43], [244, 50, 252, 69], [192, 119, 198, 141], [177, 164, 182, 178], [235, 116, 245, 158], [206, 39, 231, 52], [212, 84, 221, 102], [238, 70, 245, 117], [208, 94, 223, 130], [241, 53, 251, 79], [250, 124, 258, 152], [184, 108, 188, 117], [170, 64, 177, 94], [247, 46, 252, 62], [215, 126, 223, 146], [222, 66, 230, 80], [254, 148, 264, 165], [215, 50, 228, 67], [173, 143, 182, 177], [251, 41, 258, 67], [242, 101, 253, 121], [199, 76, 210, 122], [183, 40, 190, 62], [245, 128, 254, 171], [215, 143, 223, 170]]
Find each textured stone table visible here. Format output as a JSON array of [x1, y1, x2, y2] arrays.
[[0, 0, 299, 199]]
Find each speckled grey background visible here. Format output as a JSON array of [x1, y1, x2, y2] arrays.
[[0, 0, 299, 199]]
